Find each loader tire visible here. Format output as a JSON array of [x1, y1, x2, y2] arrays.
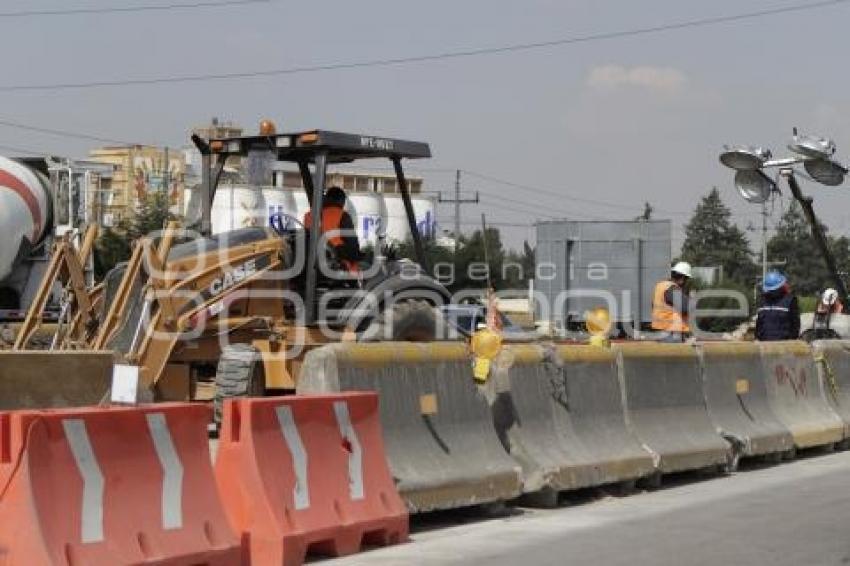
[[214, 344, 265, 423], [360, 299, 445, 342]]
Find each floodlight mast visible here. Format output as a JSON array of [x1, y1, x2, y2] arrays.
[[719, 131, 850, 305], [782, 170, 849, 303]]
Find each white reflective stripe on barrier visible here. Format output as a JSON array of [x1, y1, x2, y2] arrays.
[[333, 401, 364, 501], [275, 406, 310, 510], [62, 419, 105, 543], [146, 412, 184, 530]]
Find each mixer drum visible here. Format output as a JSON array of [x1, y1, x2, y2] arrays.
[[0, 156, 51, 282]]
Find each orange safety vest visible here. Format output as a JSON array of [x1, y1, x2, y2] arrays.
[[304, 204, 359, 273], [651, 280, 689, 332], [303, 204, 346, 248]]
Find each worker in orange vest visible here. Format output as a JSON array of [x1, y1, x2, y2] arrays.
[[303, 186, 361, 273], [651, 261, 693, 342]]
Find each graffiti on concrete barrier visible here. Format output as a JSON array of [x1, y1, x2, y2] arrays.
[[774, 364, 808, 398]]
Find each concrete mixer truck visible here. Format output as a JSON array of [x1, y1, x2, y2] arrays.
[[0, 155, 111, 324]]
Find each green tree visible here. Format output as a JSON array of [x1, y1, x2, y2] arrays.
[[766, 201, 850, 296], [396, 227, 523, 293], [94, 220, 132, 279], [94, 192, 175, 278], [680, 188, 757, 286], [132, 192, 173, 237], [504, 241, 535, 289]]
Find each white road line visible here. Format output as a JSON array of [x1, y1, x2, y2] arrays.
[[275, 405, 310, 510], [62, 419, 105, 543], [333, 401, 364, 501], [146, 412, 184, 530]]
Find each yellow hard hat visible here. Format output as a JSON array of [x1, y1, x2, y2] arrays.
[[471, 328, 502, 360], [585, 307, 612, 336]]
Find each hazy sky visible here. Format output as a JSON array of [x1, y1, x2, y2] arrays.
[[1, 0, 849, 251]]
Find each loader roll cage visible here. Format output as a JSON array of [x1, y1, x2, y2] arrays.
[[192, 129, 432, 325]]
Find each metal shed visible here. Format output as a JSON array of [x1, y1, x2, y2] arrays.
[[535, 220, 672, 330]]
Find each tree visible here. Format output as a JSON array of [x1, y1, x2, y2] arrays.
[[504, 241, 535, 289], [132, 192, 173, 237], [94, 192, 175, 278], [395, 227, 530, 293], [766, 201, 850, 296], [680, 188, 757, 286]]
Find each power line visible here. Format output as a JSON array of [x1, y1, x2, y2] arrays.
[[0, 117, 173, 147], [463, 169, 682, 215], [482, 199, 558, 220], [483, 192, 603, 220], [0, 0, 846, 92], [0, 0, 276, 18], [0, 142, 56, 157], [459, 221, 533, 228]]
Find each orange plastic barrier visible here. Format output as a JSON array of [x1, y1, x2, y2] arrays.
[[215, 392, 408, 566], [0, 403, 242, 566]]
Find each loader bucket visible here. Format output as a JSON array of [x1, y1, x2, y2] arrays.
[[0, 351, 114, 410]]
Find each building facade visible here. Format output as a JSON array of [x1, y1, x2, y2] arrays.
[[89, 145, 186, 224]]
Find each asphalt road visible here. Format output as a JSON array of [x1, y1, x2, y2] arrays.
[[326, 449, 850, 566]]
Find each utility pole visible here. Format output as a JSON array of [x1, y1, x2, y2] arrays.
[[163, 146, 170, 198], [761, 201, 768, 282], [438, 169, 479, 253]]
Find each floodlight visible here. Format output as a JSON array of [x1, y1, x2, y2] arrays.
[[804, 158, 847, 186], [734, 169, 776, 203], [719, 145, 772, 171], [788, 133, 836, 160]]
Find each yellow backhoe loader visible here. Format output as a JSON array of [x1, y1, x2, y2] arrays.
[[3, 127, 450, 415]]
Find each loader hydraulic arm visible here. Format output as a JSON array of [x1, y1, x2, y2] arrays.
[[13, 225, 98, 350]]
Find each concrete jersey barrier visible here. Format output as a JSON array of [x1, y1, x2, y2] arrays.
[[490, 344, 653, 498], [297, 342, 522, 513], [759, 341, 844, 449], [614, 342, 731, 473], [811, 340, 850, 438], [698, 342, 793, 459]]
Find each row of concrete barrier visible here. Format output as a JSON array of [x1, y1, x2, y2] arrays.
[[298, 339, 850, 512], [4, 339, 849, 563], [0, 394, 407, 565]]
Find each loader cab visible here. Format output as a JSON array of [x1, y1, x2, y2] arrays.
[[192, 128, 443, 326]]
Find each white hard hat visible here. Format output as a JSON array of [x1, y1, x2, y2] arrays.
[[823, 288, 839, 305], [672, 261, 693, 278]]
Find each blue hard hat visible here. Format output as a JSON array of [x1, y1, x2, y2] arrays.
[[763, 271, 787, 292]]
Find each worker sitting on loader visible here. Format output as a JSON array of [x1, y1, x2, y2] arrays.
[[303, 186, 362, 273]]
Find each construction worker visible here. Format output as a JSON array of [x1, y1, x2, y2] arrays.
[[303, 186, 361, 272], [651, 261, 692, 342], [755, 271, 800, 341], [816, 287, 844, 315]]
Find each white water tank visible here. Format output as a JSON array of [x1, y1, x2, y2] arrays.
[[348, 192, 383, 248], [0, 156, 51, 281], [196, 186, 438, 249], [263, 187, 300, 231], [379, 194, 438, 244], [210, 184, 266, 233], [382, 195, 410, 244], [412, 196, 438, 240]]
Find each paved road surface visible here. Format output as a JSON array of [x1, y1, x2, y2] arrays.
[[327, 450, 850, 566]]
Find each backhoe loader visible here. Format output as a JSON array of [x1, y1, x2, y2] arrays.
[[3, 127, 451, 414]]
